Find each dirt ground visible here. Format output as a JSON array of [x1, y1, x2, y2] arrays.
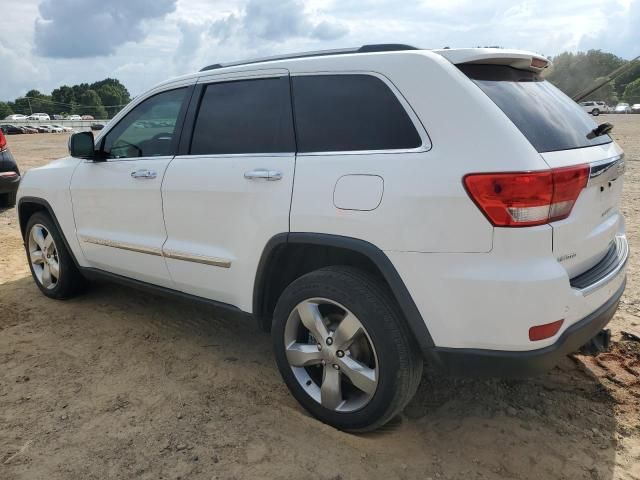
[[1, 118, 639, 480]]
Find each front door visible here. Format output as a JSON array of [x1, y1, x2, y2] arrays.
[[161, 72, 295, 310], [70, 87, 189, 287]]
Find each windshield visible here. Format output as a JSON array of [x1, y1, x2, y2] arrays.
[[459, 64, 612, 153]]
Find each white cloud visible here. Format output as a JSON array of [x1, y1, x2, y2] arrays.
[[0, 0, 638, 101]]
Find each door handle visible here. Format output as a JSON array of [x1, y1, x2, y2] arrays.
[[244, 169, 283, 181], [131, 169, 157, 179]]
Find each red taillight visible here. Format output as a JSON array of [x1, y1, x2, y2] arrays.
[[529, 319, 564, 341], [0, 130, 6, 151], [463, 164, 589, 227]]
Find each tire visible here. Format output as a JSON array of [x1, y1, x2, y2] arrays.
[[592, 109, 599, 116], [272, 266, 423, 432], [25, 211, 85, 299]]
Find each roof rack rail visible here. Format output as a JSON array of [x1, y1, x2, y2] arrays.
[[199, 44, 419, 72]]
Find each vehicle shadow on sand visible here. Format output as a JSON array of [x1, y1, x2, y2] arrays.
[[0, 277, 619, 480]]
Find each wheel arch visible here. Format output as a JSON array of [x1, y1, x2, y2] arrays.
[[18, 196, 81, 269], [253, 232, 435, 355]]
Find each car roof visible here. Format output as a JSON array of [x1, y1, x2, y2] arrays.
[[149, 45, 550, 94]]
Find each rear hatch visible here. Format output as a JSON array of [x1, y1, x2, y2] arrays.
[[443, 50, 624, 279]]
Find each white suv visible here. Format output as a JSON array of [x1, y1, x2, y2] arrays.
[[580, 101, 606, 116], [16, 45, 628, 431]]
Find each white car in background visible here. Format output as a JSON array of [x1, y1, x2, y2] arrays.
[[65, 115, 82, 120], [631, 104, 640, 113], [39, 124, 63, 133], [16, 46, 628, 432], [4, 114, 27, 121], [51, 124, 75, 133], [579, 101, 605, 116], [27, 113, 50, 121], [614, 103, 632, 114]]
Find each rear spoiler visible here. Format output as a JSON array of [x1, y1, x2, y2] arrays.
[[433, 48, 551, 73]]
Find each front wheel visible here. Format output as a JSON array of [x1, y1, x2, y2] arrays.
[[592, 109, 600, 116], [25, 212, 85, 299], [272, 266, 423, 431]]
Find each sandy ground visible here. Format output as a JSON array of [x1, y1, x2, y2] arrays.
[[1, 118, 639, 480]]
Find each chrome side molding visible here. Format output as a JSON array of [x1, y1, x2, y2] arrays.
[[78, 235, 163, 257], [163, 249, 232, 268], [78, 235, 232, 268]]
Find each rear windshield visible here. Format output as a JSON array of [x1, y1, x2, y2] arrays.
[[459, 64, 612, 153]]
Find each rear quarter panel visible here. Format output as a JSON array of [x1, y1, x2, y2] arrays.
[[288, 51, 549, 253]]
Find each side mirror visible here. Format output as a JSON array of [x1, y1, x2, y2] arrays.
[[68, 131, 99, 159]]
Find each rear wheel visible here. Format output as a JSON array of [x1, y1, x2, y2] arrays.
[[25, 212, 85, 299], [272, 266, 422, 431], [592, 108, 600, 116]]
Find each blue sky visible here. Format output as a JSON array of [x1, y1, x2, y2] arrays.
[[0, 0, 638, 100]]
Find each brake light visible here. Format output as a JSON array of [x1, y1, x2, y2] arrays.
[[464, 164, 589, 227], [530, 57, 548, 69], [0, 130, 6, 151]]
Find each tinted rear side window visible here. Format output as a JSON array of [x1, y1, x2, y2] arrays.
[[459, 65, 611, 153], [190, 77, 295, 155], [292, 75, 422, 152]]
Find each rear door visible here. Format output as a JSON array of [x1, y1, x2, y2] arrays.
[[161, 70, 295, 310], [460, 63, 624, 277]]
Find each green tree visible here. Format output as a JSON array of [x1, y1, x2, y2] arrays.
[[24, 89, 56, 117], [78, 89, 107, 118], [545, 50, 626, 103], [51, 85, 77, 113], [623, 78, 640, 104], [91, 78, 131, 117], [9, 98, 31, 116], [0, 102, 14, 119], [613, 61, 640, 98]]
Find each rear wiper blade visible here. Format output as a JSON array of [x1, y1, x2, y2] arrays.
[[587, 122, 613, 139]]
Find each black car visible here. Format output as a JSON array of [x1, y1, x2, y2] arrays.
[[90, 123, 105, 131], [0, 128, 20, 207], [0, 124, 25, 134]]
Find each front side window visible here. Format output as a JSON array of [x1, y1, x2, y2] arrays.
[[291, 74, 422, 153], [190, 77, 295, 155], [102, 88, 187, 159]]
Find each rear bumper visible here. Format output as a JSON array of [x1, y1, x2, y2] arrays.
[[429, 278, 625, 377], [0, 150, 20, 194]]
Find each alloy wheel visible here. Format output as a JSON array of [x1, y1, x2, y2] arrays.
[[284, 298, 379, 412], [28, 224, 60, 290]]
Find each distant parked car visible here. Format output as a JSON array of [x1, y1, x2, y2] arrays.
[[40, 124, 63, 133], [52, 124, 75, 133], [0, 127, 20, 207], [579, 101, 603, 116], [52, 114, 64, 120], [65, 115, 82, 120], [21, 126, 39, 134], [631, 104, 640, 113], [614, 103, 632, 114], [0, 124, 25, 134], [90, 123, 105, 131], [27, 113, 50, 121], [81, 115, 94, 120], [35, 126, 50, 133], [4, 114, 27, 121]]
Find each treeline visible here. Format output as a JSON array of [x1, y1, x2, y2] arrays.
[[545, 49, 640, 104], [0, 78, 131, 120]]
